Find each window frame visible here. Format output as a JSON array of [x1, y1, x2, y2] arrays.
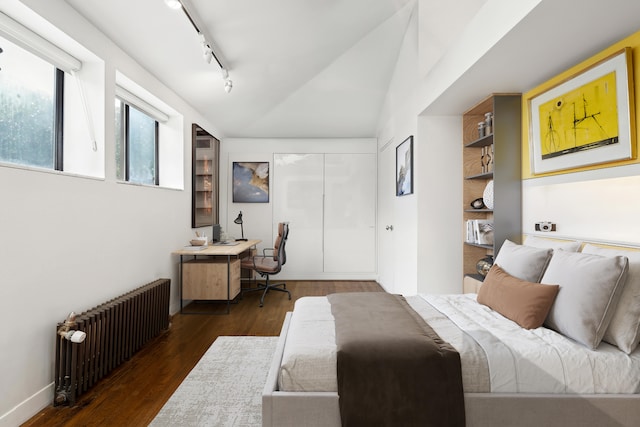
[[53, 68, 64, 171], [117, 97, 160, 186], [0, 12, 82, 172], [0, 40, 66, 171]]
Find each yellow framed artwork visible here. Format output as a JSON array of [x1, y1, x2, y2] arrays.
[[528, 48, 635, 175]]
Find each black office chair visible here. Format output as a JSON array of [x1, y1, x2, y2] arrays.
[[241, 222, 291, 307]]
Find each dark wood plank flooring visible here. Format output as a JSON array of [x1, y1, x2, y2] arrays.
[[22, 280, 383, 427]]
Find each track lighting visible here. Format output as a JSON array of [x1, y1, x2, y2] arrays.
[[172, 4, 234, 93], [164, 0, 182, 10], [221, 68, 233, 93]]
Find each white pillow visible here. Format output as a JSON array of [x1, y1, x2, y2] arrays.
[[524, 235, 582, 252], [494, 239, 553, 283], [543, 250, 629, 350], [581, 244, 640, 354]]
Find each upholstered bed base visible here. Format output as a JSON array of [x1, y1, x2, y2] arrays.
[[263, 312, 640, 427]]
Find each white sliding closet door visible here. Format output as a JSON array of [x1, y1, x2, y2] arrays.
[[274, 152, 376, 277], [324, 153, 376, 273], [273, 153, 324, 274]]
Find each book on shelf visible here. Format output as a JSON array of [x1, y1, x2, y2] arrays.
[[466, 219, 494, 245]]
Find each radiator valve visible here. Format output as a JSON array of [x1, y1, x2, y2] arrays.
[[57, 312, 86, 343]]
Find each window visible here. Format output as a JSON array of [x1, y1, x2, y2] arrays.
[[115, 71, 183, 190], [0, 35, 64, 170], [115, 98, 159, 185]]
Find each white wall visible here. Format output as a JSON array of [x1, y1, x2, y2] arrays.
[[375, 0, 471, 295], [377, 0, 623, 297], [374, 0, 552, 296], [522, 165, 640, 245], [0, 1, 220, 425], [4, 0, 639, 424], [416, 115, 463, 293], [220, 138, 377, 280], [376, 0, 500, 295], [375, 5, 419, 294], [386, 0, 640, 300]]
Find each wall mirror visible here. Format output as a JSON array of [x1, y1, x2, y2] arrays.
[[192, 124, 220, 228]]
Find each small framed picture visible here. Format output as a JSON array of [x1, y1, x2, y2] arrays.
[[396, 136, 413, 196], [232, 162, 269, 203]]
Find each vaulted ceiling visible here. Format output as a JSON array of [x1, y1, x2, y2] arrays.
[[65, 0, 416, 138], [63, 0, 640, 139]]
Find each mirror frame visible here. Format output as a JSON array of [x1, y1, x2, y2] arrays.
[[191, 124, 220, 228]]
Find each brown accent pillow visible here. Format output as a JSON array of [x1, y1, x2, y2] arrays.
[[477, 265, 559, 329]]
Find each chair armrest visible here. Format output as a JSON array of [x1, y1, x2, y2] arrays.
[[245, 249, 275, 270]]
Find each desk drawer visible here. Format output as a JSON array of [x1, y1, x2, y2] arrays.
[[183, 258, 241, 300]]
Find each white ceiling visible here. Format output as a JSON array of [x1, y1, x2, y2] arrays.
[[63, 0, 640, 139], [422, 0, 640, 116], [65, 0, 415, 138]]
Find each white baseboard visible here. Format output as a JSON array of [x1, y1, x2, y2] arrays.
[[0, 383, 53, 427]]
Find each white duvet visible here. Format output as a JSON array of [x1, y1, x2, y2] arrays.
[[278, 294, 640, 394]]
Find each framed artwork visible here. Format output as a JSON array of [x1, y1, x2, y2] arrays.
[[232, 162, 269, 203], [396, 135, 413, 196], [528, 48, 635, 175]]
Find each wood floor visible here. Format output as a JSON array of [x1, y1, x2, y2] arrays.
[[22, 280, 383, 427]]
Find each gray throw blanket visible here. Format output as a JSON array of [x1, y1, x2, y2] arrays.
[[327, 293, 465, 427]]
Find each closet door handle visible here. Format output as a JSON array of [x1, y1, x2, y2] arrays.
[[385, 225, 394, 231]]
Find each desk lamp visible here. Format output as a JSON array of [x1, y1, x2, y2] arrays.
[[234, 211, 247, 241]]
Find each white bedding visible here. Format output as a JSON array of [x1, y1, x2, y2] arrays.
[[278, 294, 640, 394]]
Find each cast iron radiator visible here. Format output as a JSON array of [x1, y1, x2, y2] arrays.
[[53, 278, 171, 406]]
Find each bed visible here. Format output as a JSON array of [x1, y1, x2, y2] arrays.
[[262, 239, 640, 427]]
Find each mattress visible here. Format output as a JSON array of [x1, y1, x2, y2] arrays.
[[278, 294, 640, 394]]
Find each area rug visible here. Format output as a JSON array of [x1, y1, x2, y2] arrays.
[[150, 336, 278, 427]]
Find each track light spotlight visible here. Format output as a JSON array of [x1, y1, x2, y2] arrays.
[[164, 0, 182, 10], [203, 47, 213, 64], [199, 33, 214, 64], [220, 68, 232, 93]]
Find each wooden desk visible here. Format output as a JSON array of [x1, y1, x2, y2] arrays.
[[173, 239, 260, 314]]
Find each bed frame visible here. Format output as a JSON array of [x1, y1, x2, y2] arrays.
[[263, 312, 640, 427]]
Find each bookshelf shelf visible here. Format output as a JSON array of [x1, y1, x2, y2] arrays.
[[461, 94, 522, 283], [191, 124, 220, 229]]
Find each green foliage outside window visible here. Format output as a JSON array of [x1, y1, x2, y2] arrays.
[[0, 36, 56, 169], [115, 98, 158, 185]]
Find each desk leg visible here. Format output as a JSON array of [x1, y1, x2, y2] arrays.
[[226, 254, 231, 314], [179, 254, 184, 313]]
